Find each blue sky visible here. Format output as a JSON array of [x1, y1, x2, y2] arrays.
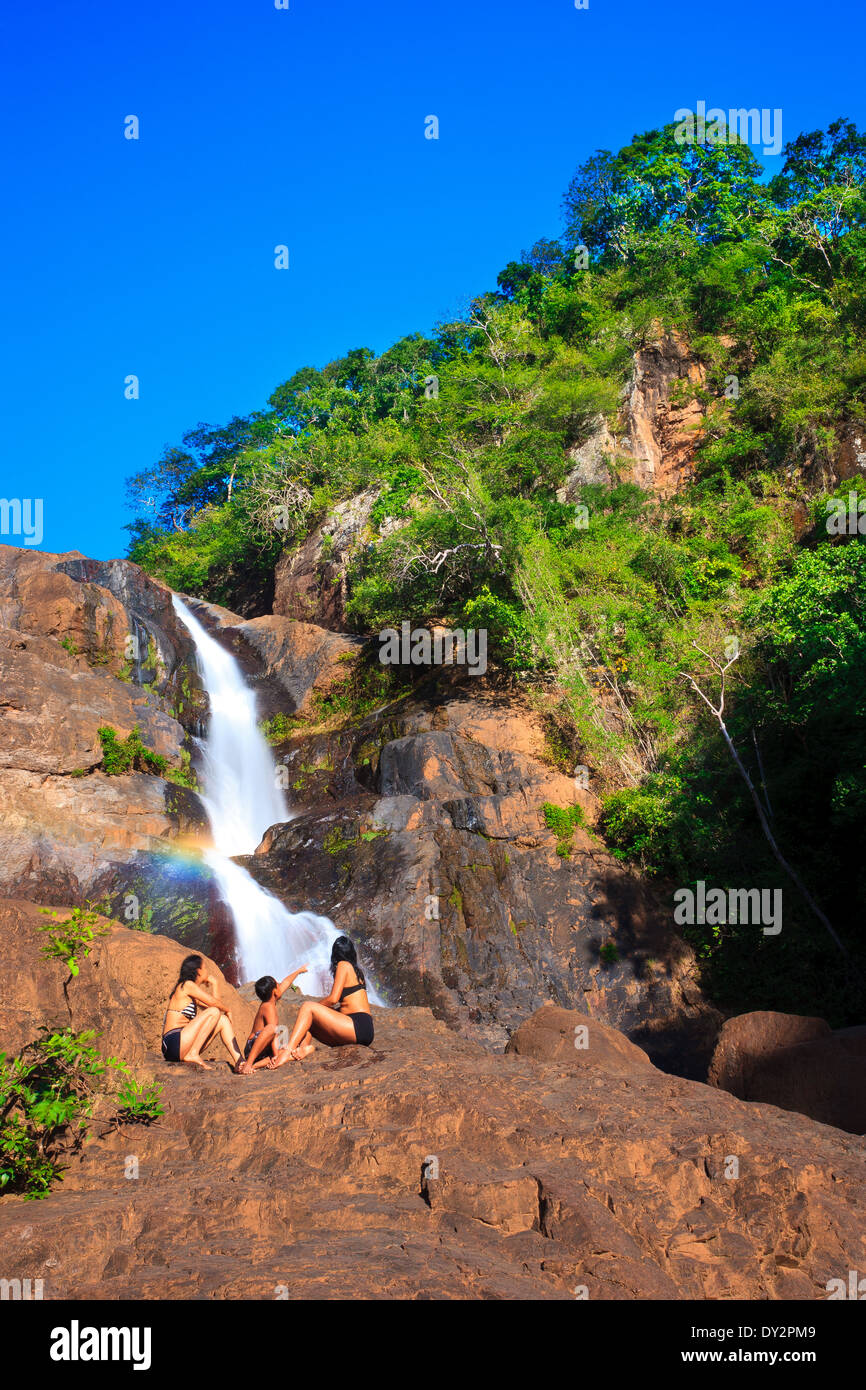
[[2, 0, 864, 559]]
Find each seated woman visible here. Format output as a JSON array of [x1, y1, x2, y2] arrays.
[[283, 936, 374, 1062], [161, 953, 244, 1071]]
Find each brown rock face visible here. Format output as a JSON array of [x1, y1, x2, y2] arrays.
[[0, 628, 183, 775], [624, 332, 707, 493], [0, 917, 863, 1302], [0, 545, 199, 694], [564, 331, 706, 499], [183, 597, 363, 718], [709, 1011, 866, 1135], [247, 688, 718, 1071], [273, 490, 379, 630], [0, 548, 212, 937]]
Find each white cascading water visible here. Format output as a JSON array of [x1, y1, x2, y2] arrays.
[[172, 595, 366, 998]]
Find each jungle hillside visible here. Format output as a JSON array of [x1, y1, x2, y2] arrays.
[[125, 117, 866, 1026]]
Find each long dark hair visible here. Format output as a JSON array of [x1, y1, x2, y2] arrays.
[[330, 935, 364, 986], [174, 953, 203, 991]]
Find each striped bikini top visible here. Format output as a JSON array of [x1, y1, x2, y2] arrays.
[[178, 997, 197, 1021]]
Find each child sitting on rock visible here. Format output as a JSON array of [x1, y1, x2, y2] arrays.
[[238, 965, 311, 1074]]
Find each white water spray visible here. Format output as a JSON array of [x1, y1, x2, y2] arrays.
[[172, 595, 348, 996]]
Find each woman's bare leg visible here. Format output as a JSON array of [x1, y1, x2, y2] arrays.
[[286, 1003, 357, 1058], [210, 1014, 244, 1068], [180, 1007, 221, 1068]]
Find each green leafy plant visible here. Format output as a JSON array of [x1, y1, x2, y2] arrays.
[[542, 801, 586, 857], [0, 1029, 120, 1199], [323, 825, 357, 855], [112, 1075, 164, 1127], [98, 725, 168, 776], [38, 904, 108, 980]]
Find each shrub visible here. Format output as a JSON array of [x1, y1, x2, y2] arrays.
[[38, 904, 108, 980], [98, 725, 168, 776], [0, 1029, 119, 1199], [542, 802, 586, 839], [113, 1076, 164, 1127]]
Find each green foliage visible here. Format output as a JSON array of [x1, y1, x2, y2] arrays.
[[113, 1076, 164, 1127], [0, 1029, 121, 1199], [98, 725, 167, 776], [98, 725, 195, 786], [542, 801, 586, 838], [38, 905, 108, 979], [543, 801, 586, 859], [259, 712, 300, 744], [462, 587, 534, 669], [323, 825, 356, 855], [165, 749, 198, 790]]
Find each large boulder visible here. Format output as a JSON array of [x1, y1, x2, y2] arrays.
[[505, 1002, 656, 1076], [708, 1010, 831, 1094], [709, 1010, 866, 1135]]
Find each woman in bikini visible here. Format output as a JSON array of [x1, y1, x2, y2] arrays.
[[161, 953, 244, 1071], [283, 935, 374, 1062]]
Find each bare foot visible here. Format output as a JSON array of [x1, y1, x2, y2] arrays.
[[290, 1046, 306, 1062], [236, 1060, 254, 1075], [185, 1055, 213, 1071], [296, 1043, 315, 1059]]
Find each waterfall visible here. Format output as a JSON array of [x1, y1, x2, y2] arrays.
[[172, 595, 349, 997]]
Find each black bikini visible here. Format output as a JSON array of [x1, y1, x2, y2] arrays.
[[350, 1013, 374, 1046], [340, 974, 374, 1046], [340, 982, 366, 1000], [161, 996, 197, 1062]]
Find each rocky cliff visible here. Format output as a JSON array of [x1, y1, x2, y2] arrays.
[[0, 547, 222, 948], [0, 543, 719, 1071]]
